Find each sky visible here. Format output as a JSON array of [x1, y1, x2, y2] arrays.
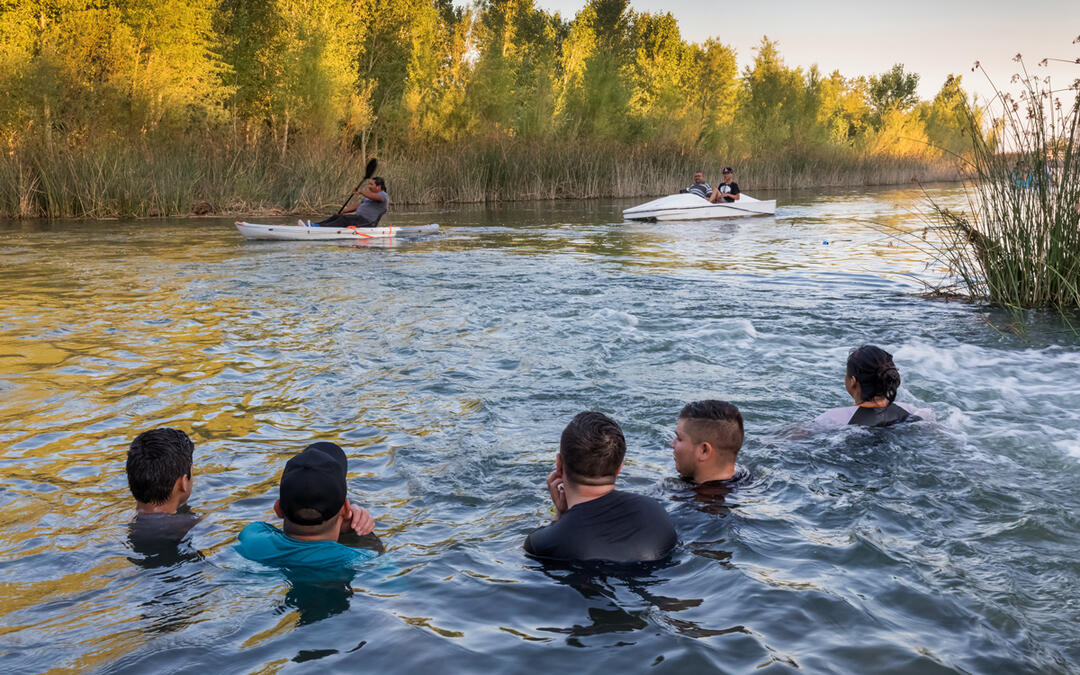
[[526, 0, 1080, 104]]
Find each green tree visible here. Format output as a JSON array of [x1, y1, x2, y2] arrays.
[[740, 37, 813, 152], [121, 0, 231, 134], [924, 74, 972, 157], [468, 0, 563, 139], [628, 11, 686, 144], [868, 63, 919, 125], [687, 39, 738, 150], [554, 0, 634, 139], [816, 71, 872, 146]]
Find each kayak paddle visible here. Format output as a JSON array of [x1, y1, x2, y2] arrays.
[[336, 158, 379, 215]]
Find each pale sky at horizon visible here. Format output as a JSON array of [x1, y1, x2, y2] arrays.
[[518, 0, 1080, 103]]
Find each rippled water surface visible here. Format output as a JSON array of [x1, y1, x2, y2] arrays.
[[2, 186, 1079, 673]]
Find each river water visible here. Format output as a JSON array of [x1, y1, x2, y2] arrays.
[[1, 186, 1078, 673]]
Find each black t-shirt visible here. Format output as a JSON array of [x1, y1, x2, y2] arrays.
[[127, 511, 204, 567], [524, 490, 677, 563], [717, 181, 740, 202]]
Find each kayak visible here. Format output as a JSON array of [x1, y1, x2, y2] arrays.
[[622, 193, 776, 221], [235, 221, 439, 240]]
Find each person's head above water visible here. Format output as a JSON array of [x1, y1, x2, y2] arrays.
[[846, 345, 901, 405], [274, 442, 351, 539], [672, 400, 743, 483], [559, 411, 625, 486], [127, 428, 194, 514]]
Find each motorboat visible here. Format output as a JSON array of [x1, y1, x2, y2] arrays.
[[622, 193, 776, 221]]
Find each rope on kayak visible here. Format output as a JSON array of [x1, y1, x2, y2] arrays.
[[348, 226, 374, 239]]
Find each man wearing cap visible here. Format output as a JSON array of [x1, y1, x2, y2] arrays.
[[236, 442, 379, 568], [710, 167, 741, 203]]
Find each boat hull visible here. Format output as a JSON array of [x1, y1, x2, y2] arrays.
[[622, 193, 775, 221], [236, 222, 439, 240]]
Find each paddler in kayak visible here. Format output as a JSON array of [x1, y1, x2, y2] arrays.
[[309, 177, 389, 227]]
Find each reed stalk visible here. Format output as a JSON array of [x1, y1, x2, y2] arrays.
[[921, 50, 1080, 311]]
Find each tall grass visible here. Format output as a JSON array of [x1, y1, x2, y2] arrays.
[[923, 54, 1080, 310], [0, 135, 962, 220]]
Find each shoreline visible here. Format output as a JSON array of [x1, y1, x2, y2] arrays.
[[2, 171, 966, 223]]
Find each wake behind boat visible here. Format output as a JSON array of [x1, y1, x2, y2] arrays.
[[235, 221, 439, 240], [622, 193, 776, 221]]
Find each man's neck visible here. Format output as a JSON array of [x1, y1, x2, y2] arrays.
[[282, 519, 340, 542], [135, 498, 182, 515], [284, 530, 339, 542], [694, 463, 736, 484], [564, 482, 616, 510]]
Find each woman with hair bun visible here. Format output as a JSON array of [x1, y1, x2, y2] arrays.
[[813, 345, 924, 427]]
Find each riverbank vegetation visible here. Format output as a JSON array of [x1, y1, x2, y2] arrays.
[[922, 50, 1080, 311], [2, 0, 973, 218]]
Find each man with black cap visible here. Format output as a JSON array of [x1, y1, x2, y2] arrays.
[[236, 442, 379, 568], [710, 167, 741, 203]]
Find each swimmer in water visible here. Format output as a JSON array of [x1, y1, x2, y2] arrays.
[[236, 442, 380, 570], [813, 345, 924, 427], [524, 412, 677, 563], [672, 400, 747, 484], [125, 428, 203, 565]]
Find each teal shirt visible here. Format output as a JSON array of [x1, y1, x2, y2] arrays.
[[236, 522, 378, 569]]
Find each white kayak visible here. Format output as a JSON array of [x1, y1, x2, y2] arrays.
[[235, 221, 439, 240], [622, 193, 776, 221]]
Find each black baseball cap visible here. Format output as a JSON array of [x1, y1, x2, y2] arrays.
[[722, 167, 734, 174], [279, 442, 348, 525]]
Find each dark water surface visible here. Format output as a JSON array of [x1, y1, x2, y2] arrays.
[[2, 186, 1078, 673]]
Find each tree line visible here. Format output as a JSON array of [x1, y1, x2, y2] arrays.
[[1, 0, 973, 159]]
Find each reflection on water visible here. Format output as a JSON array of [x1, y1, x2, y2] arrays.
[[1, 185, 1079, 672]]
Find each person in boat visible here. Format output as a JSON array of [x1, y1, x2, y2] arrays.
[[524, 412, 677, 563], [125, 427, 203, 564], [710, 167, 740, 203], [671, 400, 748, 485], [812, 345, 923, 427], [311, 177, 389, 228], [236, 442, 380, 569], [683, 172, 714, 200]]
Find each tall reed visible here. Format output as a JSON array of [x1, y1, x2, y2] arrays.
[[0, 135, 962, 219], [924, 53, 1080, 310]]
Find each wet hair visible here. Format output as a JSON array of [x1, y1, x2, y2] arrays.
[[560, 412, 626, 485], [373, 176, 385, 189], [679, 400, 744, 458], [126, 428, 194, 504], [847, 345, 901, 403]]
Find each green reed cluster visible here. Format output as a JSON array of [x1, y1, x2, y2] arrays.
[[926, 51, 1080, 311]]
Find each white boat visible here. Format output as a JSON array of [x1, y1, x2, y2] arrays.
[[235, 221, 439, 240], [622, 193, 776, 221]]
